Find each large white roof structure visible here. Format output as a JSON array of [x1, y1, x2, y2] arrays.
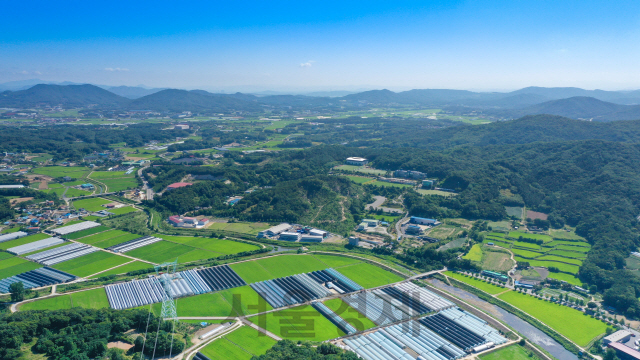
[[52, 221, 101, 235], [7, 237, 64, 255], [0, 231, 28, 243]]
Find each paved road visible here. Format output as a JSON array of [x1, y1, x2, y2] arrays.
[[366, 195, 403, 214], [137, 165, 153, 200], [395, 212, 409, 240]]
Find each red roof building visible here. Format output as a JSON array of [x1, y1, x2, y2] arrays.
[[166, 182, 193, 190], [609, 342, 640, 360]]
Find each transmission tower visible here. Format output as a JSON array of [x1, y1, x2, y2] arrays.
[[154, 259, 179, 321]]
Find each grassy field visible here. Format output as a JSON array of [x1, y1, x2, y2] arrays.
[[89, 171, 135, 179], [93, 233, 141, 249], [337, 263, 403, 289], [126, 240, 219, 264], [0, 233, 50, 250], [72, 197, 112, 211], [417, 189, 457, 197], [370, 180, 412, 188], [64, 225, 111, 240], [147, 292, 233, 317], [20, 288, 109, 311], [64, 188, 93, 198], [333, 165, 386, 175], [463, 244, 483, 261], [549, 229, 586, 241], [253, 255, 327, 279], [89, 261, 152, 278], [511, 248, 544, 258], [444, 271, 507, 295], [207, 221, 270, 235], [312, 254, 362, 268], [323, 298, 377, 331], [156, 235, 260, 255], [479, 344, 541, 360], [480, 249, 514, 272], [0, 252, 13, 260], [248, 304, 344, 341], [52, 251, 130, 277], [0, 257, 41, 279], [345, 175, 375, 184], [547, 250, 586, 259], [546, 272, 582, 286], [108, 206, 139, 215], [200, 337, 253, 360], [32, 166, 90, 178], [505, 207, 524, 220], [498, 291, 607, 347], [514, 257, 579, 274]]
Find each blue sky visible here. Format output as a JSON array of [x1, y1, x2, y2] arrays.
[[2, 0, 640, 91]]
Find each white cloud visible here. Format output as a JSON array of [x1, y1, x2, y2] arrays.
[[105, 67, 129, 72], [299, 60, 315, 68], [20, 70, 28, 75], [34, 71, 42, 75]]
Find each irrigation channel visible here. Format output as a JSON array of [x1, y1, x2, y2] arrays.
[[427, 279, 579, 360]]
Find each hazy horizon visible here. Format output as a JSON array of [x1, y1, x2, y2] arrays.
[[3, 0, 640, 91]]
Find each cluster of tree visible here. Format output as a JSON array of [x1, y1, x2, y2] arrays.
[[0, 307, 183, 360], [0, 187, 61, 222], [254, 340, 358, 360]]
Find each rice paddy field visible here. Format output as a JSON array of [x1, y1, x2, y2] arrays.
[[126, 240, 220, 264], [312, 254, 363, 268], [444, 271, 507, 295], [65, 188, 93, 197], [108, 206, 139, 215], [100, 178, 139, 192], [219, 285, 274, 316], [251, 255, 327, 279], [20, 288, 109, 311], [546, 272, 582, 286], [156, 235, 260, 255], [336, 262, 404, 289], [32, 166, 90, 178], [89, 171, 135, 179], [206, 221, 270, 235], [89, 261, 152, 278], [76, 229, 132, 244], [147, 292, 234, 317], [200, 326, 277, 360], [247, 304, 345, 341], [0, 256, 41, 279], [479, 344, 541, 360], [93, 233, 141, 249], [482, 232, 586, 275], [0, 233, 50, 250], [72, 197, 112, 211], [52, 251, 130, 277], [498, 291, 607, 347], [64, 225, 111, 239]]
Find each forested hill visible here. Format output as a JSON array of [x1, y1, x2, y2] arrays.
[[0, 84, 129, 108], [126, 89, 263, 112], [322, 115, 640, 150], [490, 97, 640, 121]]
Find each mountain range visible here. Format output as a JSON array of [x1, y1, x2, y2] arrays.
[[3, 83, 640, 121]]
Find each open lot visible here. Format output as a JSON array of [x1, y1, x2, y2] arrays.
[[498, 291, 607, 347], [20, 288, 109, 311], [206, 221, 270, 235], [370, 180, 412, 188], [52, 251, 130, 277], [417, 189, 457, 197], [336, 262, 403, 289]]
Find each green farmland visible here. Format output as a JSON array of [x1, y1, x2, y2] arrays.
[[20, 288, 109, 311], [498, 291, 607, 346], [444, 271, 507, 295], [206, 221, 270, 235], [0, 233, 50, 250], [337, 262, 404, 289], [200, 326, 277, 360], [333, 165, 386, 175], [89, 261, 152, 277], [0, 256, 41, 279], [323, 298, 377, 331], [52, 251, 130, 277], [248, 304, 345, 341], [72, 197, 112, 211], [126, 240, 220, 264], [32, 166, 90, 178], [462, 244, 482, 261], [156, 235, 260, 255], [479, 344, 541, 360]]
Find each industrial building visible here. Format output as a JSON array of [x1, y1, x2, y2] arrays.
[[378, 177, 416, 185], [168, 215, 209, 228], [405, 225, 422, 235], [608, 342, 640, 360], [422, 180, 434, 188], [345, 157, 368, 166], [300, 235, 323, 242], [279, 232, 301, 241], [410, 216, 437, 225], [258, 223, 292, 237], [604, 330, 633, 345], [394, 169, 427, 179]]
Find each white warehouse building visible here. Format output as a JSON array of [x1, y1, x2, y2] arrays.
[[258, 223, 292, 238], [345, 157, 368, 166], [279, 232, 301, 242]]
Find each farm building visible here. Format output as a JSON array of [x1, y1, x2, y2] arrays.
[[345, 157, 368, 166], [481, 270, 509, 282], [166, 182, 193, 191], [362, 219, 380, 227], [603, 330, 633, 345], [168, 216, 208, 228], [174, 124, 190, 130], [608, 342, 640, 360], [279, 232, 301, 241], [410, 216, 437, 225], [309, 228, 328, 237], [405, 225, 422, 235], [300, 235, 323, 242], [0, 231, 28, 243], [258, 223, 292, 237], [81, 183, 94, 189], [52, 221, 100, 235]]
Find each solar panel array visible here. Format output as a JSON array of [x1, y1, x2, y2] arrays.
[[26, 243, 99, 265], [107, 236, 162, 253], [251, 273, 332, 308], [0, 267, 75, 293], [104, 264, 246, 310], [52, 221, 100, 235], [7, 237, 65, 255]]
